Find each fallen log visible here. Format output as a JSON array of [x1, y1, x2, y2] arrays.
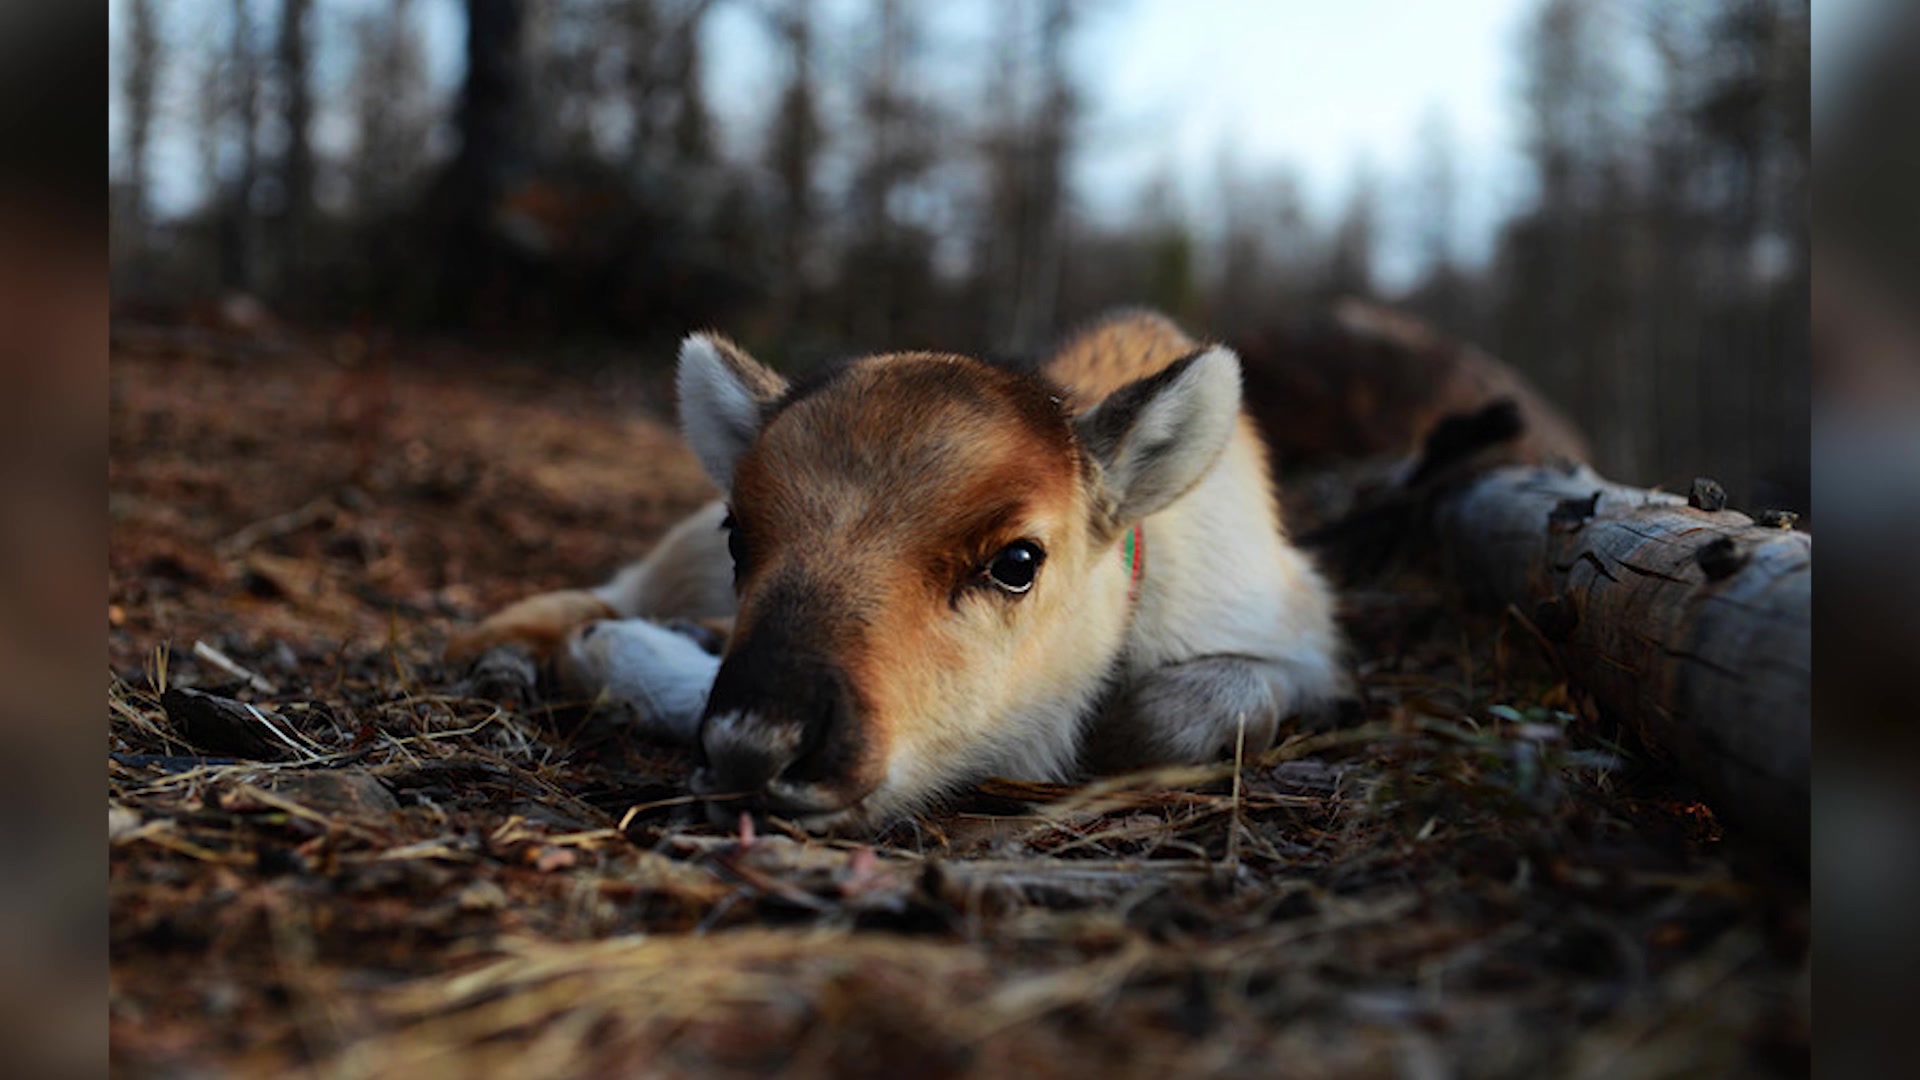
[[1242, 302, 1810, 859], [1434, 464, 1810, 858]]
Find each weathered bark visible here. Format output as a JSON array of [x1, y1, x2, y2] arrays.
[[1434, 464, 1810, 857]]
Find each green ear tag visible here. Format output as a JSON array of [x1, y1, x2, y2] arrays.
[[1123, 524, 1144, 604]]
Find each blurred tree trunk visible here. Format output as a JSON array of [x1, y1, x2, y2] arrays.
[[1486, 0, 1808, 507], [455, 0, 525, 189], [977, 0, 1078, 352], [976, 0, 1023, 345], [667, 1, 715, 170], [846, 0, 929, 343], [622, 0, 715, 176], [1496, 0, 1641, 481], [440, 0, 526, 323], [1009, 0, 1074, 350], [350, 0, 428, 213], [274, 0, 313, 300], [221, 0, 259, 292], [765, 0, 823, 332], [118, 0, 160, 269], [622, 0, 662, 162]]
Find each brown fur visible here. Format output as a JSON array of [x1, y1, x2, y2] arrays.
[[1048, 312, 1286, 537], [445, 589, 616, 664], [455, 310, 1344, 829], [458, 313, 1220, 666], [1043, 309, 1206, 408], [724, 353, 1087, 801]]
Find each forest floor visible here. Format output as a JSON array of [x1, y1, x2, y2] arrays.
[[107, 331, 1808, 1078]]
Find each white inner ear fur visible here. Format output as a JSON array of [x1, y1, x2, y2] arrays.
[[676, 334, 786, 489], [1082, 345, 1244, 528]]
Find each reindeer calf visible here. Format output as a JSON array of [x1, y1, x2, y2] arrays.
[[453, 311, 1345, 831]]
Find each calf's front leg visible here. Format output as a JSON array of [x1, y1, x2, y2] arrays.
[[446, 500, 734, 668], [552, 617, 724, 743], [1082, 655, 1290, 774]]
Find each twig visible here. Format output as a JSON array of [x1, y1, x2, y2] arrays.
[[193, 640, 278, 694], [242, 702, 328, 762], [1227, 712, 1247, 874], [616, 792, 736, 830]]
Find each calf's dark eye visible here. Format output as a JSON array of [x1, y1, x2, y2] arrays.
[[721, 512, 748, 579], [985, 541, 1043, 594]]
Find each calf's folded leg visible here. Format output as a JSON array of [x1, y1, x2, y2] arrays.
[[1082, 655, 1290, 774]]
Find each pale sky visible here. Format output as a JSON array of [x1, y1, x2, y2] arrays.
[[696, 0, 1537, 287], [113, 0, 1544, 291], [1067, 0, 1535, 280]]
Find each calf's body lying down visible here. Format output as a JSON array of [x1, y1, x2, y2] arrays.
[[455, 310, 1345, 831]]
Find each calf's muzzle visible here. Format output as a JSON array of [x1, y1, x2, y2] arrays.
[[687, 623, 867, 823]]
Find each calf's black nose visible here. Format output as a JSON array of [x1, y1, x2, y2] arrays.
[[689, 629, 861, 817], [695, 708, 813, 797]]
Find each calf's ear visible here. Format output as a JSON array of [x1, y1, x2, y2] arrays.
[[677, 334, 789, 489], [1074, 345, 1242, 530]]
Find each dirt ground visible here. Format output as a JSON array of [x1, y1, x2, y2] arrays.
[[107, 331, 1809, 1078]]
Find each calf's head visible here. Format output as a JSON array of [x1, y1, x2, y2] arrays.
[[676, 334, 1243, 829]]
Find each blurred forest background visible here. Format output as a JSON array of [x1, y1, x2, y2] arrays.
[[107, 0, 1809, 509]]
